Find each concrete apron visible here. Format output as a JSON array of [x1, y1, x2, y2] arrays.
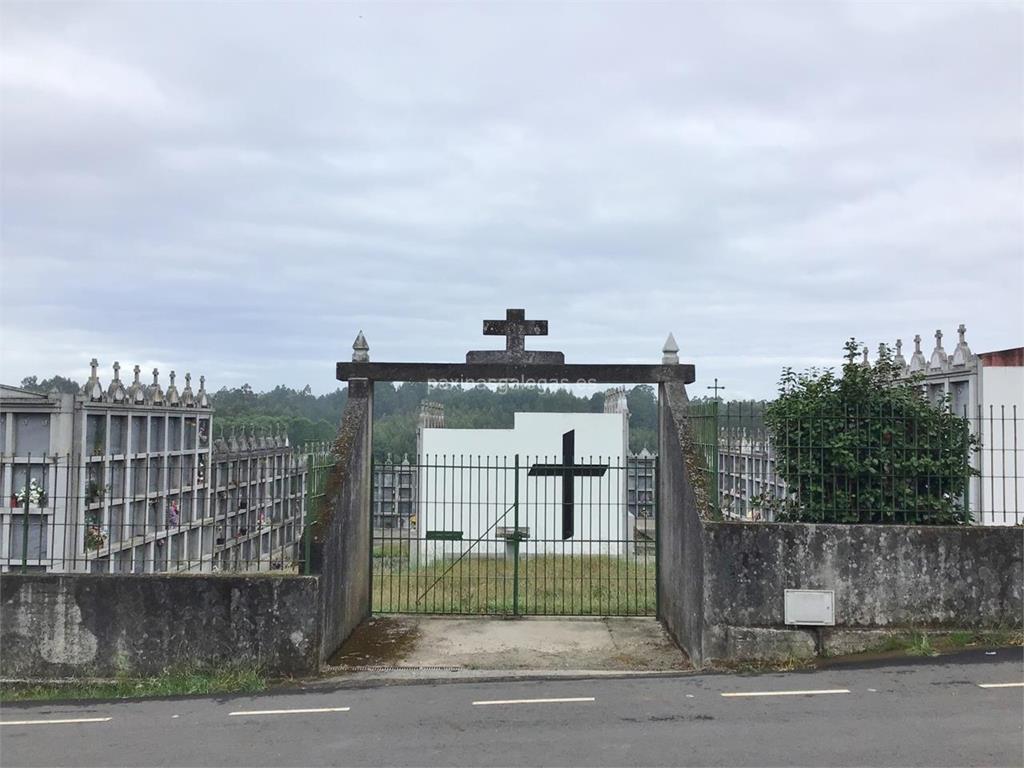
[[322, 615, 691, 683]]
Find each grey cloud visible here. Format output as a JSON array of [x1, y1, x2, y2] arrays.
[[1, 1, 1021, 400]]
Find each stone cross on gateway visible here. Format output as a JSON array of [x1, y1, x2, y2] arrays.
[[466, 308, 565, 364]]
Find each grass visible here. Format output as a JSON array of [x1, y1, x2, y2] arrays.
[[0, 664, 267, 703], [862, 628, 1023, 658], [717, 629, 1023, 673], [926, 629, 1023, 652], [372, 540, 411, 559], [372, 553, 656, 615], [905, 631, 936, 657]]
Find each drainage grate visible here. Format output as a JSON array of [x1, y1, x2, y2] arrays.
[[339, 665, 462, 672]]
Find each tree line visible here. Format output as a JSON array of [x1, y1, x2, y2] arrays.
[[372, 383, 664, 457], [15, 375, 670, 455], [19, 345, 973, 525]]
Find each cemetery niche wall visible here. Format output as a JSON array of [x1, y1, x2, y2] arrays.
[[0, 361, 312, 575]]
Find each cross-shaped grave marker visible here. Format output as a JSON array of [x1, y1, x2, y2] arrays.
[[529, 430, 609, 540]]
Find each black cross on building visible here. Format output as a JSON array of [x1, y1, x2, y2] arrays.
[[466, 308, 565, 364], [529, 430, 609, 540]]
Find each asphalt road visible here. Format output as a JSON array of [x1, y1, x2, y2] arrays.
[[2, 649, 1022, 767]]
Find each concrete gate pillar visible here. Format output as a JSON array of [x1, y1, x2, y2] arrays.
[[656, 347, 709, 667], [314, 376, 374, 662]]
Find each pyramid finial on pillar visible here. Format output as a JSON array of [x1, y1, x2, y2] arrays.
[[662, 333, 679, 365], [353, 330, 369, 363]]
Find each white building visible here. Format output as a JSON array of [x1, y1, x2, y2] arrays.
[[416, 410, 629, 562]]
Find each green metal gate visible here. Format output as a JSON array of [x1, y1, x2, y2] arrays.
[[370, 452, 656, 616]]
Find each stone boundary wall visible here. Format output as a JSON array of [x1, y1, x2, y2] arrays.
[[0, 573, 319, 678], [701, 521, 1024, 661], [656, 379, 1024, 665]]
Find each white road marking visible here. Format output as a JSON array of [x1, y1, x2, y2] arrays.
[[0, 717, 112, 726], [977, 682, 1024, 689], [721, 688, 850, 698], [228, 707, 351, 716], [472, 697, 595, 706]]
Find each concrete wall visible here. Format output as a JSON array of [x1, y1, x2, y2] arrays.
[[313, 378, 373, 662], [1, 573, 319, 678], [657, 381, 708, 666], [700, 521, 1024, 662]]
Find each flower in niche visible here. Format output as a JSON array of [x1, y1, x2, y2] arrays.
[[84, 513, 107, 551], [15, 479, 47, 507], [167, 500, 180, 527]]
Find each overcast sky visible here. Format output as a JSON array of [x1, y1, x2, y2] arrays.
[[1, 1, 1021, 399]]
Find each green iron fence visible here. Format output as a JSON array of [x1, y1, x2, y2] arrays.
[[0, 441, 337, 575], [370, 455, 656, 616], [689, 401, 1022, 525], [302, 442, 337, 574]]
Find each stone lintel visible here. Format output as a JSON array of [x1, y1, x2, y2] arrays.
[[336, 361, 696, 384], [465, 350, 566, 364]]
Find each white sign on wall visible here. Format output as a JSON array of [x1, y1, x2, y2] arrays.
[[784, 589, 835, 626]]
